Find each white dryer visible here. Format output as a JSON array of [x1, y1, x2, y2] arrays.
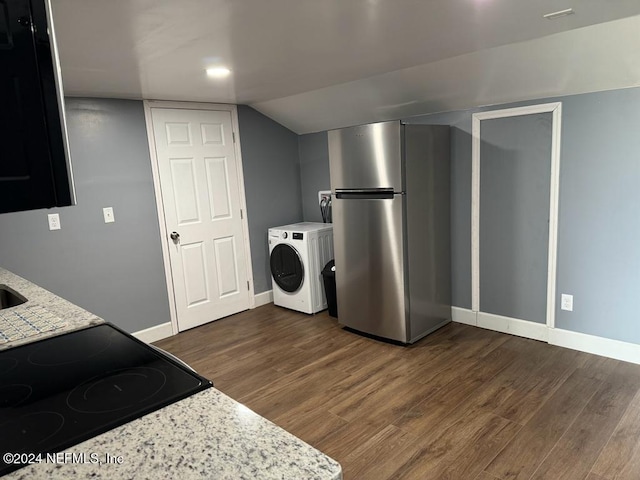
[[268, 222, 334, 314]]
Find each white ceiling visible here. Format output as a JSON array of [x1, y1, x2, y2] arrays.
[[52, 0, 640, 133]]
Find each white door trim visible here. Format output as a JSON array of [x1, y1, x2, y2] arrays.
[[471, 102, 562, 331], [143, 100, 255, 336]]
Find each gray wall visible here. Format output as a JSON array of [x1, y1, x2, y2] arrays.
[[412, 88, 640, 343], [237, 106, 303, 293], [2, 90, 637, 344], [554, 88, 640, 342], [408, 111, 474, 309], [298, 132, 331, 223], [298, 87, 640, 345], [479, 114, 552, 324], [0, 101, 303, 332], [0, 98, 170, 333]]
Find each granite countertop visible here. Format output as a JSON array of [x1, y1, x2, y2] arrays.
[[0, 268, 342, 480], [0, 268, 103, 350]]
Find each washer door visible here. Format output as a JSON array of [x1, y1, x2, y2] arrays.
[[270, 244, 304, 293]]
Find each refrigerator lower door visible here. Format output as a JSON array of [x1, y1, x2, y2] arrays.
[[333, 194, 407, 342]]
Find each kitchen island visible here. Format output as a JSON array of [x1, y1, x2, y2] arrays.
[[0, 268, 342, 480]]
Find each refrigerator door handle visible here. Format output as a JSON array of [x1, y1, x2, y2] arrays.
[[335, 188, 397, 199]]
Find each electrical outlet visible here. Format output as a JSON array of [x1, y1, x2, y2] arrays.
[[561, 294, 573, 311], [318, 190, 331, 205], [103, 207, 115, 223], [47, 213, 61, 231]]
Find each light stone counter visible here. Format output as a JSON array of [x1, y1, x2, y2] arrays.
[[0, 268, 103, 350], [0, 268, 342, 480]]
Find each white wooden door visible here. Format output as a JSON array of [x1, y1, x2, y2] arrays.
[[150, 107, 250, 331]]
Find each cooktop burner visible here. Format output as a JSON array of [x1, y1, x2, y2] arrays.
[[3, 411, 66, 451], [66, 367, 167, 414], [0, 323, 212, 476], [0, 384, 33, 408]]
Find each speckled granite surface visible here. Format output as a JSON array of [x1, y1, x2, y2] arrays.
[[6, 389, 342, 480], [0, 268, 103, 350], [0, 267, 342, 480]]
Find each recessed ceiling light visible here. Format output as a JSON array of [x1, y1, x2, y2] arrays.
[[543, 8, 575, 20], [206, 67, 231, 78]]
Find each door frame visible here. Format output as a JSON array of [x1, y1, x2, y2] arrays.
[[143, 100, 255, 335], [471, 102, 562, 339]]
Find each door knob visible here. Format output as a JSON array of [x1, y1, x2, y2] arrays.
[[170, 231, 180, 243]]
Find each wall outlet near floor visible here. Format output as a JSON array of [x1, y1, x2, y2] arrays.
[[103, 207, 115, 223], [561, 294, 573, 311], [47, 213, 61, 231]]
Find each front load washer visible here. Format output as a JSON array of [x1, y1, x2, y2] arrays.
[[268, 222, 334, 314]]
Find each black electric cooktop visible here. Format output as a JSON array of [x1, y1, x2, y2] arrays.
[[0, 323, 212, 476]]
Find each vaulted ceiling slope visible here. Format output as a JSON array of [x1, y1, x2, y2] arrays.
[[52, 1, 640, 134]]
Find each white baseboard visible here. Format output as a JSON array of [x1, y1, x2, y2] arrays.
[[477, 311, 548, 342], [451, 306, 477, 326], [549, 328, 640, 365], [451, 307, 640, 365], [253, 289, 273, 308], [132, 322, 173, 343], [133, 293, 273, 343]]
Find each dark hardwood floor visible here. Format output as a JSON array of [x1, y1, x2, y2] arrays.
[[154, 304, 640, 480]]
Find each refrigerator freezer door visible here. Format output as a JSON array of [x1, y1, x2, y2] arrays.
[[333, 194, 407, 342], [328, 121, 402, 192]]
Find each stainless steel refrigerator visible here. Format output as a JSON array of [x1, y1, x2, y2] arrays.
[[329, 120, 451, 343]]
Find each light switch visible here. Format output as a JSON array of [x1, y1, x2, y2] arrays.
[[103, 207, 115, 223], [48, 213, 61, 231]]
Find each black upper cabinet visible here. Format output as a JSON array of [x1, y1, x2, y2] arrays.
[[0, 0, 74, 214]]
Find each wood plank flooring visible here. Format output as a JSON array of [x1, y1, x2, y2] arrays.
[[154, 305, 640, 480]]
